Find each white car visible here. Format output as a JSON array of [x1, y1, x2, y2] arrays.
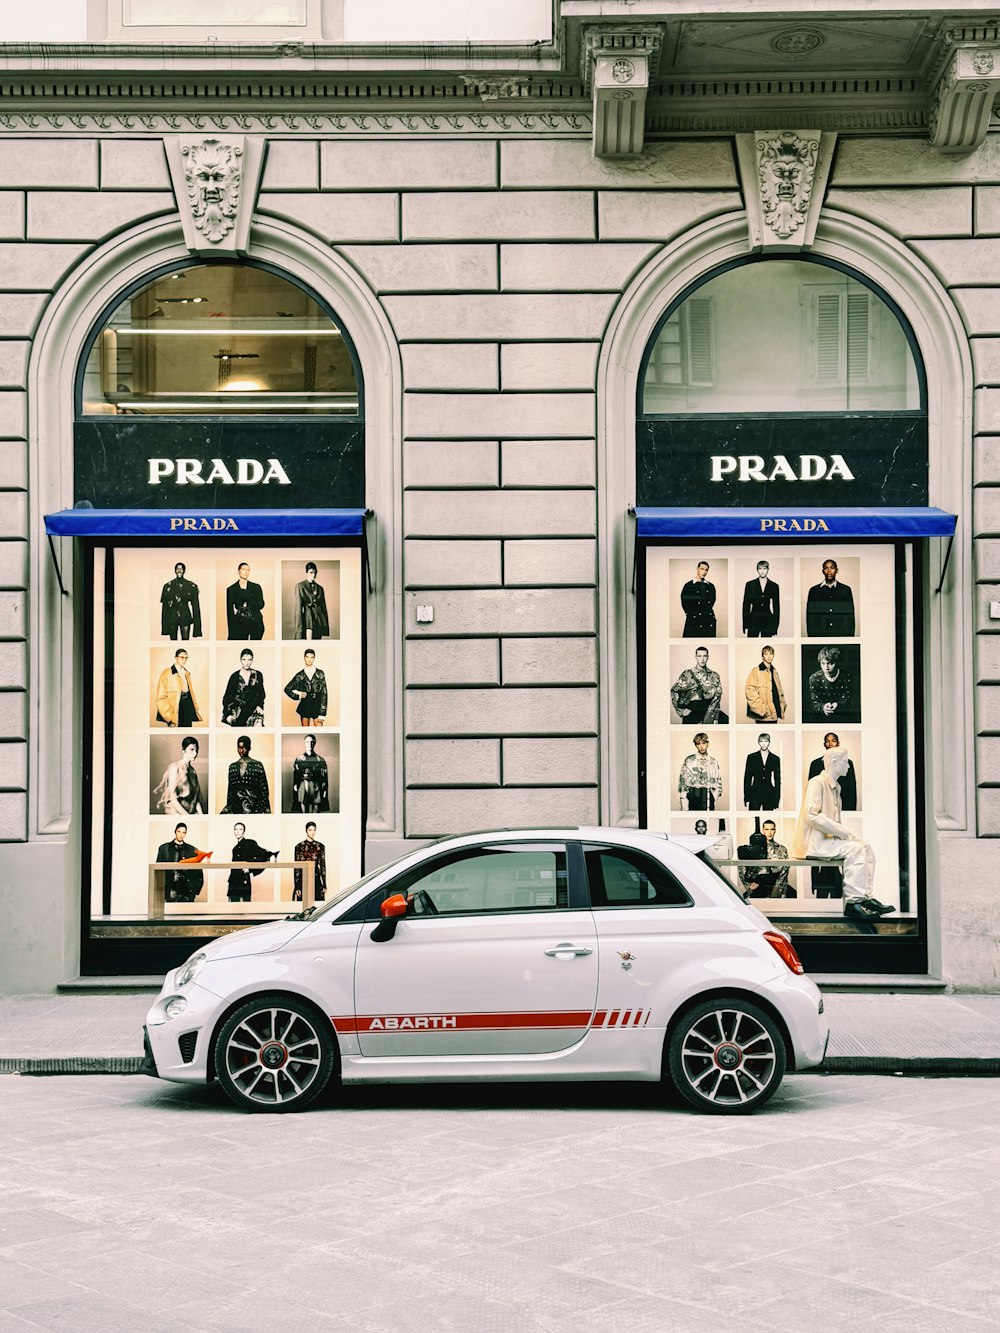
[[142, 829, 829, 1116]]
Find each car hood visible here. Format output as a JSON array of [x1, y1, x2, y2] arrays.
[[200, 919, 310, 962]]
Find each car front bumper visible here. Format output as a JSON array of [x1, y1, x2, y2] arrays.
[[144, 979, 225, 1085]]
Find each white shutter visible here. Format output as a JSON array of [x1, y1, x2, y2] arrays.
[[815, 292, 843, 382], [685, 298, 715, 386], [846, 291, 871, 381]]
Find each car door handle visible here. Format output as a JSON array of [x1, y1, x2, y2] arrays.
[[544, 943, 593, 957]]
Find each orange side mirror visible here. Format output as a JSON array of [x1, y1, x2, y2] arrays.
[[380, 893, 408, 920]]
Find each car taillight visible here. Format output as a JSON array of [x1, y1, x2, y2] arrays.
[[763, 930, 805, 975]]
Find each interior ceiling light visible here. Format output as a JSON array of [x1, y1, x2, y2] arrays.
[[222, 380, 265, 392]]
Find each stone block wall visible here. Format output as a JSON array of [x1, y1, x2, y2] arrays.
[[828, 136, 1000, 841], [262, 134, 738, 836], [0, 125, 996, 877]]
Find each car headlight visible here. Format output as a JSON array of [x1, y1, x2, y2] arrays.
[[164, 996, 189, 1020], [176, 952, 207, 988]]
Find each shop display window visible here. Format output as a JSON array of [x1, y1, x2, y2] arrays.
[[642, 260, 920, 415], [643, 543, 917, 938], [88, 545, 363, 932], [80, 263, 359, 417]]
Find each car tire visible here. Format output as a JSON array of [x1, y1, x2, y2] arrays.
[[667, 997, 786, 1115], [214, 993, 336, 1114]]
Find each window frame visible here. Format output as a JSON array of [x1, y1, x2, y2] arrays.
[[75, 256, 364, 424], [104, 0, 324, 42], [636, 254, 927, 420], [581, 843, 694, 911], [363, 840, 591, 921]]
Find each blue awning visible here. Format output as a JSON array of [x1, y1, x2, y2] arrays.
[[633, 506, 956, 539], [44, 508, 368, 538]]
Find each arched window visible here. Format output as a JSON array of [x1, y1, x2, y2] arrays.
[[71, 260, 367, 975], [640, 258, 922, 416], [636, 258, 926, 509], [73, 260, 364, 509], [79, 261, 360, 417], [636, 257, 931, 970]]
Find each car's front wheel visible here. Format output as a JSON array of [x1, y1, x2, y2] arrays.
[[667, 997, 786, 1115], [215, 994, 336, 1113]]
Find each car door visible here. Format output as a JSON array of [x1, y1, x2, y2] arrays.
[[353, 841, 598, 1057], [582, 842, 703, 1032]]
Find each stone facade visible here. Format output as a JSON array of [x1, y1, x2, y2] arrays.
[[0, 5, 999, 989]]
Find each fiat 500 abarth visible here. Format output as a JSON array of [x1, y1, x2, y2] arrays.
[[143, 829, 829, 1115]]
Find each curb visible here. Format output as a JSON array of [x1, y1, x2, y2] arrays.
[[0, 1057, 145, 1074], [2, 1056, 1000, 1076], [818, 1056, 1000, 1075]]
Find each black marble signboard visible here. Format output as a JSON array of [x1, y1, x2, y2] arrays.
[[636, 416, 928, 508], [74, 420, 365, 510]]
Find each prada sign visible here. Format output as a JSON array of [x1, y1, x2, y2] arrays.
[[148, 457, 291, 486], [637, 416, 927, 507], [74, 419, 364, 510], [710, 454, 854, 484]]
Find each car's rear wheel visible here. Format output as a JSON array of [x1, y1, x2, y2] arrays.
[[667, 997, 786, 1115], [215, 994, 336, 1113]]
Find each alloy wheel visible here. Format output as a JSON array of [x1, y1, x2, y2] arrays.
[[668, 999, 785, 1114]]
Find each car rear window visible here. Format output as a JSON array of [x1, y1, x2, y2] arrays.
[[583, 846, 691, 908]]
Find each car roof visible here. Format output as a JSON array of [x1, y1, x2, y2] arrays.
[[409, 827, 724, 854]]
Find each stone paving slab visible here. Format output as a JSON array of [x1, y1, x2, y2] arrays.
[[3, 1074, 1000, 1331], [2, 991, 1000, 1074]]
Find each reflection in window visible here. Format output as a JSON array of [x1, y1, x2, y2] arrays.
[[400, 849, 568, 915], [585, 848, 689, 908], [641, 261, 919, 415], [81, 263, 359, 416], [124, 1, 307, 24]]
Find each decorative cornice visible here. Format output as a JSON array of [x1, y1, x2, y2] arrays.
[[0, 76, 586, 104], [736, 128, 836, 252], [928, 42, 1000, 152], [0, 110, 592, 135], [164, 135, 265, 255], [648, 109, 926, 133], [459, 75, 531, 101], [583, 25, 663, 158], [0, 39, 564, 73]]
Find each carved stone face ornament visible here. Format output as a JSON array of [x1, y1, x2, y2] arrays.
[[182, 138, 243, 244], [757, 132, 818, 240]]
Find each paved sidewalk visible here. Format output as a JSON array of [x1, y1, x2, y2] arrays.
[[1, 991, 999, 1074]]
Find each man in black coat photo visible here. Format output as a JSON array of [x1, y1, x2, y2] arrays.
[[221, 735, 271, 815], [742, 560, 780, 637], [808, 731, 857, 810], [160, 562, 202, 640], [155, 822, 205, 903], [226, 561, 266, 640], [743, 733, 781, 811], [806, 559, 856, 637], [227, 821, 277, 903]]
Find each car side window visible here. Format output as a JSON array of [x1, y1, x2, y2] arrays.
[[584, 845, 691, 909], [369, 846, 569, 918]]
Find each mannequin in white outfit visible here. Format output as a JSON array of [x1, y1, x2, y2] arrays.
[[793, 747, 891, 921]]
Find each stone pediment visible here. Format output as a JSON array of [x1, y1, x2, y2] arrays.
[[0, 11, 997, 154]]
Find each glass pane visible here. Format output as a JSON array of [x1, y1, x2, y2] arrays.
[[90, 546, 364, 936], [405, 850, 567, 915], [641, 261, 920, 414], [643, 543, 917, 940], [81, 264, 359, 416], [585, 850, 688, 907], [125, 0, 306, 25]]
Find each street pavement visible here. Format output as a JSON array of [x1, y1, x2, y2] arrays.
[[1, 1073, 999, 1331]]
